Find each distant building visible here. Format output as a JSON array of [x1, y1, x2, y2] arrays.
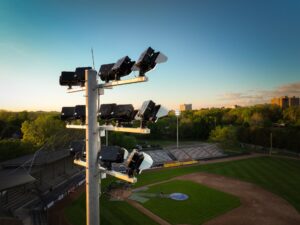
[[289, 96, 300, 107], [271, 96, 299, 109], [179, 104, 192, 111]]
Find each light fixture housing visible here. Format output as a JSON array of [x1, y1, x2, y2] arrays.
[[113, 104, 135, 123], [98, 104, 117, 120], [69, 140, 85, 157], [74, 105, 86, 123], [137, 100, 168, 127], [61, 107, 75, 122], [99, 63, 115, 83], [99, 56, 135, 83], [59, 67, 91, 88], [59, 71, 76, 88], [99, 146, 128, 170], [126, 150, 153, 177], [74, 67, 92, 86], [132, 47, 168, 76], [138, 100, 156, 121]]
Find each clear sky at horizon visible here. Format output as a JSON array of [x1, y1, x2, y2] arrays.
[[0, 0, 300, 111]]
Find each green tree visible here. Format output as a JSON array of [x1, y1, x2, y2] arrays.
[[21, 114, 65, 146], [0, 139, 36, 162], [209, 126, 237, 146], [283, 107, 300, 126]]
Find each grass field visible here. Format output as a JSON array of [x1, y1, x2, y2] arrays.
[[142, 180, 240, 225], [64, 194, 159, 225], [65, 156, 300, 225], [136, 156, 300, 212]]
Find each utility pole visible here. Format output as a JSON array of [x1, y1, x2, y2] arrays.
[[175, 110, 180, 148], [106, 130, 108, 146], [177, 116, 179, 148], [270, 132, 272, 156], [85, 69, 100, 225]]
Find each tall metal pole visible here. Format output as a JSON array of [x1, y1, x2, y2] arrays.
[[106, 130, 108, 146], [85, 69, 100, 225], [270, 132, 272, 156], [176, 116, 179, 148]]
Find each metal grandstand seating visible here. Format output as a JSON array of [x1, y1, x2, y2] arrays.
[[168, 149, 191, 161], [141, 150, 173, 166], [166, 143, 225, 161], [1, 187, 36, 212]]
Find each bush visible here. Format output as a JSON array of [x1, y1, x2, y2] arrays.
[[209, 126, 237, 146], [108, 132, 137, 150], [237, 127, 300, 152], [0, 139, 36, 162]]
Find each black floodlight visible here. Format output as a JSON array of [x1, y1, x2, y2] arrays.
[[59, 67, 91, 88], [113, 104, 135, 122], [126, 150, 153, 177], [150, 105, 161, 122], [138, 100, 156, 120], [59, 71, 76, 88], [74, 67, 92, 86], [99, 104, 117, 120], [99, 56, 135, 82], [111, 56, 135, 78], [99, 146, 128, 170], [74, 105, 86, 123], [69, 140, 85, 157], [61, 107, 75, 122], [138, 100, 169, 127], [132, 47, 168, 76], [99, 63, 115, 82]]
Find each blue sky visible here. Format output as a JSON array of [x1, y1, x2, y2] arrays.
[[0, 0, 299, 111]]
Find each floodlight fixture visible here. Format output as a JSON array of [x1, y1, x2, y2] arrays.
[[138, 100, 168, 127], [61, 107, 75, 122], [99, 63, 115, 83], [132, 47, 168, 76], [138, 100, 156, 121], [111, 56, 135, 78], [98, 104, 117, 120], [74, 105, 86, 123], [59, 72, 76, 88], [99, 56, 135, 83], [99, 146, 128, 170], [74, 67, 92, 86], [126, 150, 153, 177], [69, 140, 85, 157], [59, 67, 91, 88], [113, 104, 135, 123]]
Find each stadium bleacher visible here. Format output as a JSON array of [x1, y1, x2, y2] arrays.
[[165, 143, 225, 161], [141, 150, 174, 166], [142, 143, 225, 166]]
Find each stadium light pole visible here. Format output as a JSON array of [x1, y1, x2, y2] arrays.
[[60, 47, 167, 225], [270, 132, 272, 156], [85, 69, 100, 225], [106, 130, 108, 146], [175, 110, 180, 148]]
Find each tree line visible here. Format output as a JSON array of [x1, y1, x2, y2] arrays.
[[0, 104, 299, 161]]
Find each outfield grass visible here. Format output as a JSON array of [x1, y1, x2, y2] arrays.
[[142, 180, 240, 225], [65, 156, 300, 225], [65, 194, 159, 225], [136, 156, 300, 212]]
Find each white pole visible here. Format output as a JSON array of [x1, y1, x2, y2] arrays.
[[270, 132, 272, 156], [85, 69, 100, 225], [106, 130, 108, 146], [177, 116, 179, 148]]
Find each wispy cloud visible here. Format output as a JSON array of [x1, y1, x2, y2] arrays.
[[218, 81, 300, 106]]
